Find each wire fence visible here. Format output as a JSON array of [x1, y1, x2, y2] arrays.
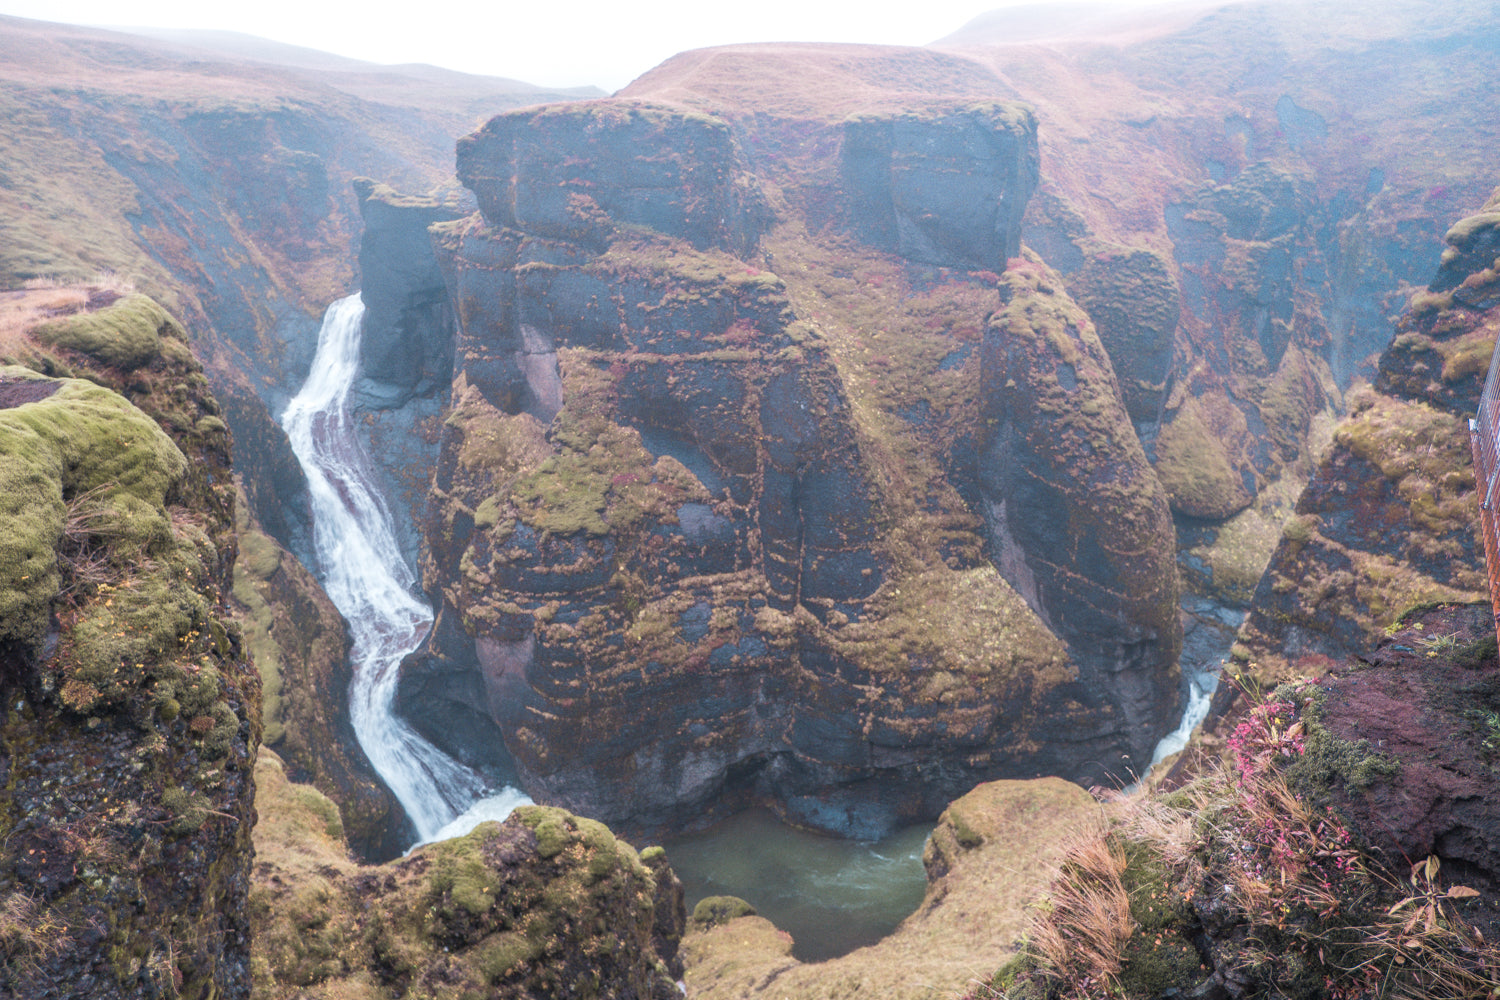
[[1468, 335, 1500, 643]]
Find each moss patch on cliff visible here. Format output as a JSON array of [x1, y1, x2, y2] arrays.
[[0, 366, 187, 654], [1154, 391, 1254, 520], [30, 292, 184, 370], [511, 410, 711, 539], [828, 564, 1068, 689]]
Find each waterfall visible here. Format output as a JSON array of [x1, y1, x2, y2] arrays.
[[281, 293, 530, 846]]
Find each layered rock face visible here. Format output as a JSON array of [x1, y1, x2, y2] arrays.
[[841, 104, 1038, 270], [398, 98, 1180, 839], [0, 291, 257, 998], [981, 257, 1182, 762], [1237, 189, 1499, 677]]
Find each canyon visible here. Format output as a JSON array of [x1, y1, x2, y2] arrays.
[[0, 0, 1498, 996]]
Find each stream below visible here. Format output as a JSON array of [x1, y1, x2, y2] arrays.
[[281, 293, 1235, 959]]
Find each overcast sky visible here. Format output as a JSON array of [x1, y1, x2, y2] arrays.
[[0, 0, 1171, 92]]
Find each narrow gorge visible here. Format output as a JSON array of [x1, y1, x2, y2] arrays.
[[281, 293, 529, 846], [1, 2, 1499, 997]]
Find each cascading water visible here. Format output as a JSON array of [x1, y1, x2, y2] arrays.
[[282, 293, 529, 847]]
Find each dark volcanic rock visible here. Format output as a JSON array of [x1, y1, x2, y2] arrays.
[[396, 97, 1183, 839], [1306, 603, 1500, 934], [456, 101, 768, 257], [840, 103, 1039, 271], [353, 177, 468, 399], [980, 256, 1183, 771]]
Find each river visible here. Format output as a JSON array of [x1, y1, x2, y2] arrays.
[[281, 293, 528, 847]]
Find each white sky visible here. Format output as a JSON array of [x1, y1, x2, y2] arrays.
[[0, 0, 1168, 92]]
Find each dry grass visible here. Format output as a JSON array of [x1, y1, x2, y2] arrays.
[[1028, 823, 1134, 998], [0, 277, 134, 361], [0, 890, 70, 981], [989, 684, 1500, 1000]]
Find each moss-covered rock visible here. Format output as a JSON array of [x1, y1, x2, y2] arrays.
[[250, 751, 685, 1000], [30, 292, 182, 371], [0, 291, 257, 1000]]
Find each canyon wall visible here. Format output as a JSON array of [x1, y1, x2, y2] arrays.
[[389, 96, 1181, 839]]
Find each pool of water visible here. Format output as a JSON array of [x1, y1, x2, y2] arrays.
[[663, 808, 932, 962]]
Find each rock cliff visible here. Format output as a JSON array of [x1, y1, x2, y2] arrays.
[[392, 94, 1180, 840], [1236, 188, 1499, 679], [0, 289, 257, 998]]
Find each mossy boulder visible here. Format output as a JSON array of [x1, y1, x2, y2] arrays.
[[0, 366, 186, 651], [251, 752, 685, 1000]]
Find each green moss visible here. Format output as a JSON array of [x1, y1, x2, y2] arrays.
[[690, 896, 757, 931], [1438, 328, 1495, 383], [427, 823, 505, 917], [1115, 837, 1208, 997], [1279, 684, 1400, 795], [510, 412, 709, 538], [1443, 209, 1500, 251], [160, 785, 210, 836], [519, 806, 572, 859], [1155, 392, 1253, 519], [0, 366, 188, 652], [475, 931, 543, 982], [31, 294, 182, 370], [237, 523, 281, 579]]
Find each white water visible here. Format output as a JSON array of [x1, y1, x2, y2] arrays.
[[281, 293, 530, 847], [1148, 669, 1216, 768]]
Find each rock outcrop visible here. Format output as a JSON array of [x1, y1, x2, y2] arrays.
[[841, 103, 1038, 270], [394, 95, 1181, 841], [681, 778, 1098, 999], [353, 178, 468, 401], [1237, 189, 1499, 678], [250, 749, 684, 1000], [0, 289, 257, 998], [980, 257, 1182, 766]]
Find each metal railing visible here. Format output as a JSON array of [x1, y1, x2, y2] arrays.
[[1468, 334, 1500, 643]]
